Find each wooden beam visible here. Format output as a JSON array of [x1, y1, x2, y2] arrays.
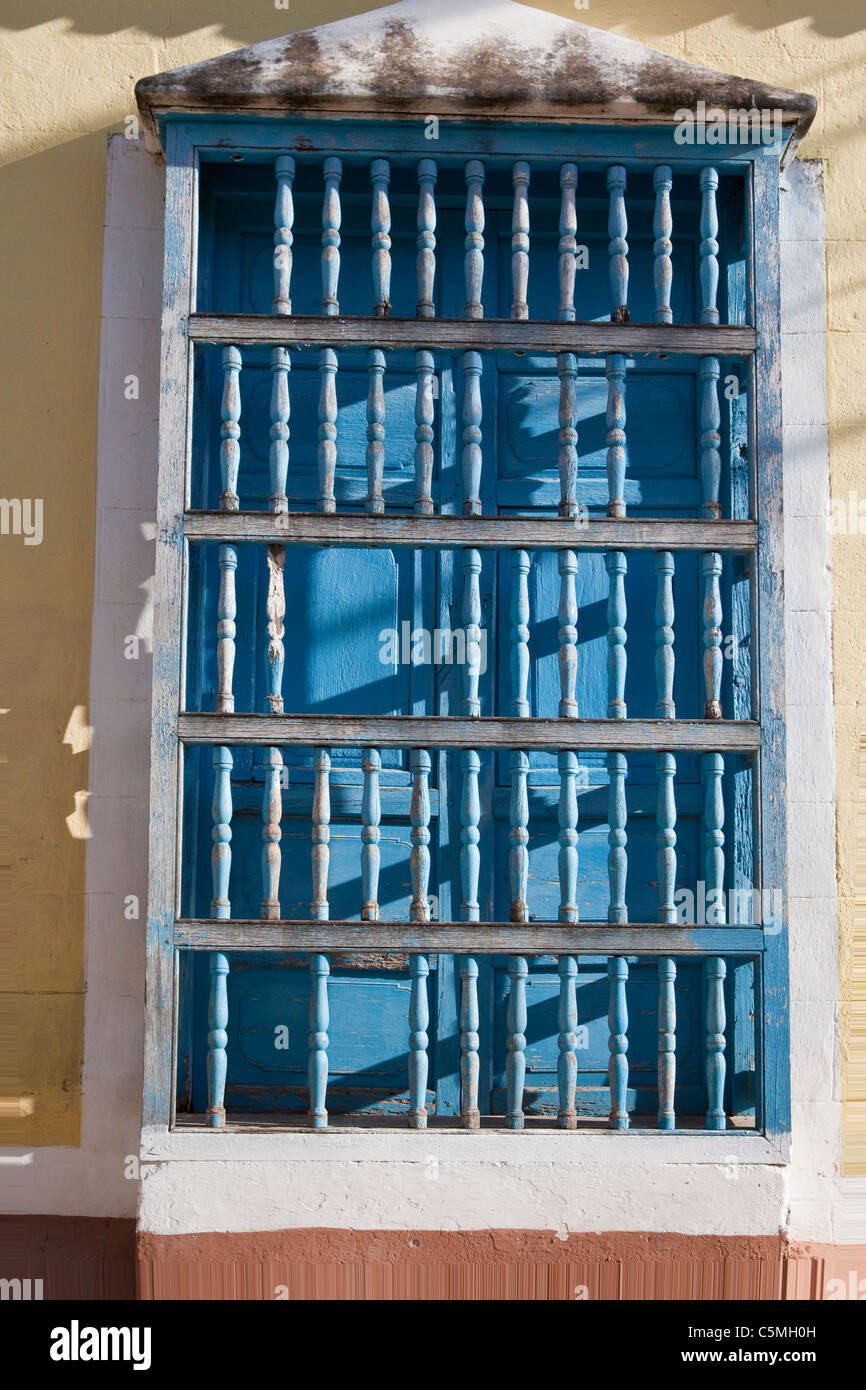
[[141, 123, 194, 1133], [174, 920, 765, 955], [188, 313, 756, 357], [177, 712, 761, 751], [183, 511, 758, 553]]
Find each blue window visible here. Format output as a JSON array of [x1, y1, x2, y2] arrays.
[[142, 111, 792, 1151]]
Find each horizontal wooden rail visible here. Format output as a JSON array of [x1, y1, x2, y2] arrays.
[[175, 921, 765, 955], [177, 713, 761, 751], [188, 313, 756, 358], [183, 512, 758, 552]]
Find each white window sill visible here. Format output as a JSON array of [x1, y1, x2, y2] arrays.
[[141, 1126, 786, 1165]]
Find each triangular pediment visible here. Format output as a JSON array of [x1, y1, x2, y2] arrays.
[[136, 0, 815, 159]]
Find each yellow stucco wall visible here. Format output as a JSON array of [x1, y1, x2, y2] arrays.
[[1, 1, 863, 1163]]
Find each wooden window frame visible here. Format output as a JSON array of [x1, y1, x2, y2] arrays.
[[143, 115, 789, 1158]]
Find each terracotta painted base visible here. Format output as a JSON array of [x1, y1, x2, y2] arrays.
[[136, 1229, 864, 1301], [4, 1219, 864, 1300]]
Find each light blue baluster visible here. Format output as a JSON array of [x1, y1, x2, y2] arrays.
[[321, 156, 342, 316], [460, 539, 482, 1120], [220, 345, 242, 512], [703, 753, 726, 925], [605, 354, 627, 519], [511, 161, 530, 320], [657, 958, 677, 1131], [272, 154, 295, 314], [607, 956, 629, 1129], [607, 165, 629, 322], [464, 159, 485, 319], [461, 351, 483, 516], [269, 346, 290, 513], [507, 771, 529, 1135], [606, 542, 628, 928], [261, 542, 285, 917], [366, 348, 386, 516], [700, 354, 722, 729], [459, 956, 480, 1129], [211, 745, 233, 917], [460, 545, 482, 1123], [408, 756, 430, 1123], [510, 550, 530, 719], [263, 285, 289, 925], [462, 548, 482, 717], [311, 747, 330, 921], [657, 753, 677, 923], [414, 350, 435, 516], [702, 552, 723, 719], [267, 251, 290, 880], [308, 952, 329, 1129], [509, 752, 530, 924], [264, 343, 288, 864], [699, 357, 722, 519], [510, 550, 530, 922], [558, 751, 579, 923], [317, 348, 338, 515], [605, 550, 627, 719], [557, 955, 578, 1129], [699, 167, 720, 326], [262, 310, 286, 899], [215, 544, 237, 715], [261, 747, 283, 920], [652, 165, 673, 325], [408, 954, 429, 1129], [655, 551, 675, 719], [558, 162, 578, 323], [557, 352, 578, 519], [705, 956, 727, 1130], [460, 750, 481, 922], [507, 550, 531, 1123], [558, 726, 580, 1126], [607, 752, 628, 925], [410, 749, 431, 923], [416, 158, 437, 319], [558, 549, 578, 717], [309, 746, 331, 1129], [361, 748, 381, 921], [506, 956, 528, 1130], [370, 158, 391, 317], [206, 952, 229, 1128], [656, 710, 678, 1132]]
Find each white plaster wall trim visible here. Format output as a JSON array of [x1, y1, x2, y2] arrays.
[[138, 1158, 788, 1238], [779, 158, 841, 1243]]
